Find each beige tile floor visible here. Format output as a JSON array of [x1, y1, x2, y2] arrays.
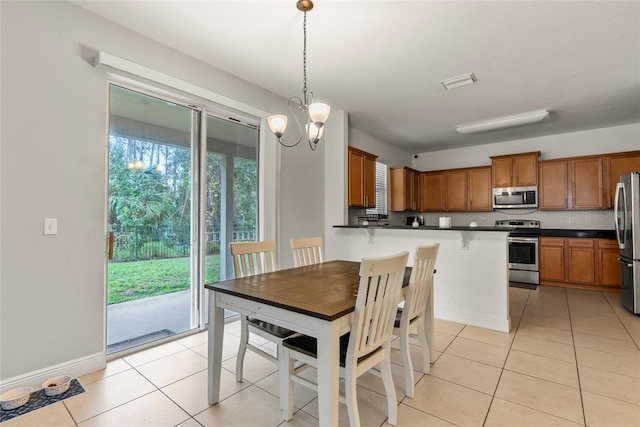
[[5, 285, 640, 427]]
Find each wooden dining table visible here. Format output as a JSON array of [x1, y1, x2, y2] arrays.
[[205, 260, 413, 426]]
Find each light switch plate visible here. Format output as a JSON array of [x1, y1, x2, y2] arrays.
[[44, 218, 57, 235]]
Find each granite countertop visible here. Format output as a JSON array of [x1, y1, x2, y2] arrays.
[[539, 229, 616, 239], [333, 224, 511, 232], [333, 224, 616, 239]]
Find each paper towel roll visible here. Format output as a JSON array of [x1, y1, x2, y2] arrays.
[[439, 217, 451, 228]]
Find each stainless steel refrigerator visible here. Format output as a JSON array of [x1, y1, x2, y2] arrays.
[[615, 172, 640, 314]]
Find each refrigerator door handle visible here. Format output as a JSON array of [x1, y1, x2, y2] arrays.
[[616, 257, 633, 267], [614, 182, 626, 250]]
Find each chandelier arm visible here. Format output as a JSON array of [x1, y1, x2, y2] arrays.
[[268, 0, 327, 151]]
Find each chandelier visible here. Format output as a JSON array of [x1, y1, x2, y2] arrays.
[[267, 0, 330, 151]]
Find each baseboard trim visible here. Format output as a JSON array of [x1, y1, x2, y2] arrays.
[[435, 308, 511, 333], [0, 352, 106, 395]]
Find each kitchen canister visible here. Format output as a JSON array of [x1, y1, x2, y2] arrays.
[[439, 216, 451, 228]]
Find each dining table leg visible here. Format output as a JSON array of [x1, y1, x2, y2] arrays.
[[207, 289, 224, 405], [315, 320, 341, 426]]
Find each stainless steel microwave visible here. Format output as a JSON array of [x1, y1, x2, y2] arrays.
[[493, 186, 538, 209]]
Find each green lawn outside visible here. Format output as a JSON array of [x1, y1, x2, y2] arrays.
[[107, 255, 220, 304]]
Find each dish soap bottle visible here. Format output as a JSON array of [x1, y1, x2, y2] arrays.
[[412, 217, 420, 228]]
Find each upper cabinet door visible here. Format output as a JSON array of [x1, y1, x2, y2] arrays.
[[539, 160, 569, 209], [491, 152, 540, 187], [492, 157, 513, 188], [570, 157, 603, 209], [468, 167, 493, 211], [446, 169, 468, 211], [604, 152, 640, 208], [390, 167, 419, 211], [348, 147, 377, 207], [348, 149, 365, 207], [363, 156, 376, 208], [513, 153, 540, 186], [419, 171, 446, 212]]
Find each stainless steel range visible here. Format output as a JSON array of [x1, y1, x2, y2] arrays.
[[495, 219, 540, 285]]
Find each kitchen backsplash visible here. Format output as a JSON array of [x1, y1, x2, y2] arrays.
[[348, 207, 616, 229], [393, 210, 615, 230]]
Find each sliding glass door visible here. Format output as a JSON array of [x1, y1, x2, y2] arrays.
[[107, 84, 259, 354]]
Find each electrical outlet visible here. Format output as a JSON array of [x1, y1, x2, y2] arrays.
[[44, 218, 57, 235]]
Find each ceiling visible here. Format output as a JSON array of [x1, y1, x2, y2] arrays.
[[72, 1, 640, 154]]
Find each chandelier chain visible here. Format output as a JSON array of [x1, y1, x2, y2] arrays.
[[302, 11, 307, 100]]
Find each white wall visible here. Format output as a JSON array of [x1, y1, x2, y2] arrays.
[[0, 0, 322, 386], [412, 123, 640, 171], [349, 127, 412, 168]]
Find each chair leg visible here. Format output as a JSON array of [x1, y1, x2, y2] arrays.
[[399, 328, 415, 398], [345, 372, 360, 427], [416, 322, 431, 374], [426, 294, 435, 361], [236, 315, 249, 382], [380, 353, 398, 426], [278, 347, 294, 420]]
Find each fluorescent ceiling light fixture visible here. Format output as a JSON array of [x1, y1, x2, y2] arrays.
[[440, 73, 477, 90], [456, 109, 550, 134]]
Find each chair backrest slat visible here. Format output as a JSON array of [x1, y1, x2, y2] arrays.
[[230, 240, 279, 278], [347, 251, 409, 368], [405, 244, 439, 321], [290, 236, 324, 267]]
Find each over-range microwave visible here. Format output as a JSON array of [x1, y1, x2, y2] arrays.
[[493, 186, 538, 209]]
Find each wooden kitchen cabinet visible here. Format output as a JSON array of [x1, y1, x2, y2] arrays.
[[604, 151, 640, 208], [390, 167, 420, 211], [540, 237, 566, 282], [567, 238, 596, 285], [348, 147, 377, 208], [539, 156, 603, 210], [468, 166, 493, 211], [419, 171, 446, 212], [491, 152, 540, 187], [419, 167, 487, 212], [539, 160, 569, 209], [570, 157, 604, 209], [446, 169, 468, 211], [539, 236, 620, 289], [598, 239, 621, 288]]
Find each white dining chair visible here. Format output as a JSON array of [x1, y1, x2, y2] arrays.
[[279, 251, 410, 426], [229, 240, 298, 382], [393, 243, 439, 398], [290, 236, 324, 267]]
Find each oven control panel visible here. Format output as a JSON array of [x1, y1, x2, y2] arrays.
[[495, 219, 540, 229]]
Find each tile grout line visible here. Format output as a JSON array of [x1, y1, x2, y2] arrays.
[[481, 287, 531, 426], [566, 288, 588, 427]]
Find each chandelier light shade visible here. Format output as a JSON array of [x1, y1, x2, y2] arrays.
[[267, 0, 330, 150]]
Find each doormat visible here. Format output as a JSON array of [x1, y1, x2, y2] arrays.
[[509, 282, 538, 290], [0, 379, 85, 423], [107, 328, 174, 354]]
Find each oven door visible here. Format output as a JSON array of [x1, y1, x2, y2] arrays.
[[508, 236, 539, 271]]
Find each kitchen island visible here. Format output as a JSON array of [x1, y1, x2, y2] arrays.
[[330, 225, 511, 332]]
